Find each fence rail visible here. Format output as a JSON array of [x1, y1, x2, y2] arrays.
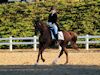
[[0, 35, 100, 51]]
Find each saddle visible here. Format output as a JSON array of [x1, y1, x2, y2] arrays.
[[47, 23, 64, 40], [49, 28, 64, 40]]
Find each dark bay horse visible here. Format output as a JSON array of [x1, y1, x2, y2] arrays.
[[34, 20, 78, 64]]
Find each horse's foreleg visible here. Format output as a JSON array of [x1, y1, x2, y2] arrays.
[[40, 44, 47, 62], [35, 50, 41, 65], [35, 44, 45, 64], [41, 49, 45, 62], [38, 47, 45, 63]]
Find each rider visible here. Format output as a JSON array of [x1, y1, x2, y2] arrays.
[[48, 6, 59, 41]]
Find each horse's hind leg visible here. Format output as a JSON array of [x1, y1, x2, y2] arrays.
[[71, 41, 79, 50], [56, 45, 68, 64], [52, 49, 64, 64], [63, 47, 68, 64], [71, 35, 79, 50], [61, 41, 68, 64]]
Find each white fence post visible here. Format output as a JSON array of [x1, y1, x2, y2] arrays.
[[34, 36, 37, 51], [86, 34, 89, 50], [9, 36, 12, 51]]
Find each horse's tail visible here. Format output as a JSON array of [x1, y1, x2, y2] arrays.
[[69, 32, 79, 50]]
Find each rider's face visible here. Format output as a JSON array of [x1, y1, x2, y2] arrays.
[[51, 9, 56, 14]]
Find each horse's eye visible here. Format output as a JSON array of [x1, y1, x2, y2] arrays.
[[38, 23, 41, 26]]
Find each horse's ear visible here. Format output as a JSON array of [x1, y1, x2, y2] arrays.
[[32, 19, 37, 26], [36, 17, 40, 22]]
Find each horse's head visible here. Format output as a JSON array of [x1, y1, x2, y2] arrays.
[[34, 20, 43, 31], [34, 19, 47, 35], [34, 17, 49, 35]]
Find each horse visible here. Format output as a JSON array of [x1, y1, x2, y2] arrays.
[[34, 20, 78, 64]]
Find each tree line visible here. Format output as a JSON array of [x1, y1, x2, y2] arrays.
[[0, 1, 100, 48]]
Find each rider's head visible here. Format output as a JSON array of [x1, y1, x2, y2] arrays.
[[49, 6, 56, 14]]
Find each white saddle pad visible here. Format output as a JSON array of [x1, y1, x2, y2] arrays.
[[58, 31, 64, 40]]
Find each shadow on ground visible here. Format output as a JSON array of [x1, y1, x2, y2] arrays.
[[0, 65, 100, 75]]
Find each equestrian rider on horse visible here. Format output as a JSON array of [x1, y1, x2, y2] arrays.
[[48, 6, 58, 41]]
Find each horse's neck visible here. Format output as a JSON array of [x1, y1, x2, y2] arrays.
[[41, 28, 49, 34], [40, 25, 50, 36]]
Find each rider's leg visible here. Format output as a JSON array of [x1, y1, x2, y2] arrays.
[[52, 23, 58, 39], [53, 23, 58, 34], [52, 23, 59, 45]]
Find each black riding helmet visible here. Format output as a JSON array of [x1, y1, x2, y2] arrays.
[[49, 6, 56, 12]]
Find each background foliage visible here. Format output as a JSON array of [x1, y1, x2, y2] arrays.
[[0, 1, 100, 48]]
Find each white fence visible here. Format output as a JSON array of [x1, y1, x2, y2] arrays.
[[0, 35, 100, 51], [0, 36, 39, 51]]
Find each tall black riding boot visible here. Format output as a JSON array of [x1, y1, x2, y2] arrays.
[[55, 34, 58, 40], [55, 34, 59, 46]]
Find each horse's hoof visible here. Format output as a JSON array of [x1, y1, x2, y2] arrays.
[[64, 62, 68, 65], [42, 59, 45, 62], [34, 62, 38, 65], [52, 62, 56, 65]]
